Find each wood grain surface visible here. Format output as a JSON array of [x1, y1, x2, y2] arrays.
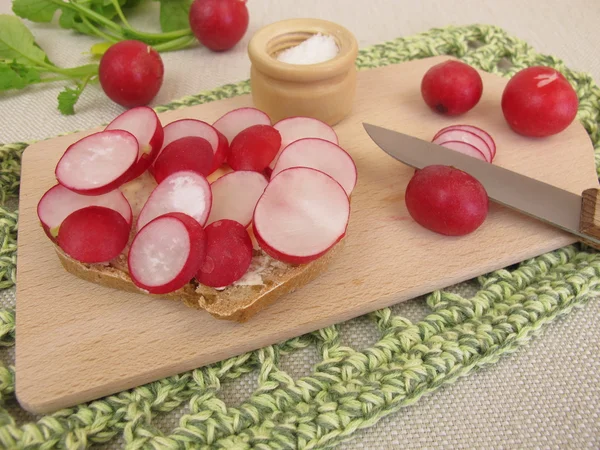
[[15, 56, 598, 414]]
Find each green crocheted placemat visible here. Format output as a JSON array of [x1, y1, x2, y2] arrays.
[[0, 24, 599, 449]]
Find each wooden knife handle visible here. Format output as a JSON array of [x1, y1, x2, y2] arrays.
[[579, 188, 600, 250]]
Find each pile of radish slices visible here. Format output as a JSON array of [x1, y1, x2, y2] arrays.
[[432, 124, 496, 163], [38, 107, 356, 294]]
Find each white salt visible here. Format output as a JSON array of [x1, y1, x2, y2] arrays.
[[276, 33, 339, 65]]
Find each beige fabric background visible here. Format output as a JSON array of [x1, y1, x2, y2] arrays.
[[1, 1, 600, 448]]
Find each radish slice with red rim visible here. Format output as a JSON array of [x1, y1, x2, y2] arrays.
[[161, 119, 219, 155], [227, 125, 281, 172], [38, 184, 132, 239], [152, 136, 214, 183], [436, 140, 487, 161], [57, 206, 131, 264], [207, 171, 268, 227], [253, 167, 350, 265], [213, 107, 271, 144], [434, 125, 496, 159], [129, 212, 207, 294], [432, 129, 492, 162], [209, 130, 230, 174], [137, 170, 212, 231], [270, 117, 339, 169], [271, 138, 357, 196], [55, 130, 139, 195]]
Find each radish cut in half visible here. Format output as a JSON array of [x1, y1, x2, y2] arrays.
[[271, 138, 357, 196], [152, 136, 214, 183], [57, 206, 131, 264], [207, 171, 268, 227], [137, 170, 212, 231], [253, 167, 350, 265], [436, 141, 487, 161], [38, 184, 132, 239], [213, 107, 271, 144], [55, 130, 139, 195], [270, 117, 339, 169], [160, 119, 219, 159], [105, 106, 164, 179], [129, 212, 207, 294], [432, 129, 492, 162], [434, 124, 496, 160]]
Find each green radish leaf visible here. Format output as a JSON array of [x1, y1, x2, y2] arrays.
[[0, 15, 48, 64], [12, 0, 61, 23], [90, 42, 113, 57], [155, 0, 193, 32], [57, 7, 96, 35], [0, 61, 41, 91], [57, 85, 80, 115]]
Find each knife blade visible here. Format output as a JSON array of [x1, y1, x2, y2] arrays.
[[362, 122, 600, 246]]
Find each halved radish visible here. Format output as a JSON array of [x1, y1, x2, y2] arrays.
[[432, 129, 492, 162], [137, 170, 212, 231], [270, 117, 339, 169], [253, 167, 350, 265], [57, 206, 130, 264], [209, 130, 229, 174], [434, 125, 496, 160], [227, 125, 281, 172], [38, 184, 132, 240], [207, 171, 268, 227], [212, 107, 271, 144], [196, 219, 253, 288], [152, 136, 214, 183], [436, 141, 487, 161], [128, 212, 207, 294], [271, 138, 357, 196], [105, 106, 164, 180], [56, 130, 139, 196], [160, 119, 219, 157]]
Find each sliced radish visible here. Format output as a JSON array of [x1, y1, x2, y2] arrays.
[[196, 219, 253, 288], [152, 136, 214, 183], [212, 107, 271, 144], [137, 170, 212, 231], [436, 141, 487, 161], [129, 212, 207, 294], [253, 167, 350, 265], [57, 206, 130, 264], [55, 130, 139, 196], [271, 138, 357, 196], [207, 171, 268, 227], [38, 184, 132, 239], [209, 130, 229, 174], [160, 119, 219, 157], [432, 129, 492, 162], [434, 125, 496, 160], [227, 125, 281, 172], [270, 117, 339, 169], [105, 106, 164, 180]]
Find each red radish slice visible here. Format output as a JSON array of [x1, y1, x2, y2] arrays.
[[253, 167, 350, 265], [207, 171, 268, 227], [196, 219, 253, 288], [137, 170, 212, 231], [270, 117, 339, 169], [227, 125, 281, 172], [212, 107, 271, 144], [434, 125, 496, 159], [129, 212, 207, 294], [38, 184, 132, 239], [436, 141, 487, 161], [160, 119, 219, 158], [105, 106, 164, 180], [57, 206, 130, 264], [271, 138, 357, 196], [152, 136, 214, 183], [55, 130, 138, 196], [432, 129, 492, 162], [209, 130, 229, 174]]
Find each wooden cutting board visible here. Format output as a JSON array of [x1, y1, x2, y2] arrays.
[[15, 56, 598, 414]]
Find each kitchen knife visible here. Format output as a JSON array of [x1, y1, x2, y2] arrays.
[[363, 122, 600, 248]]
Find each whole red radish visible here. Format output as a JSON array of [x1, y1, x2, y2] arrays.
[[421, 60, 483, 115], [189, 0, 249, 52], [196, 219, 253, 287], [228, 125, 281, 172], [501, 66, 578, 137], [405, 165, 488, 236], [57, 206, 130, 263], [152, 136, 214, 183], [99, 40, 164, 107]]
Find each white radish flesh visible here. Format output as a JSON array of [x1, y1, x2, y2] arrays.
[[212, 107, 271, 144], [160, 119, 219, 158], [105, 106, 163, 159], [432, 129, 492, 162], [271, 138, 357, 196], [207, 171, 268, 227], [436, 141, 487, 161], [55, 130, 139, 195], [136, 170, 212, 231], [253, 167, 350, 265], [434, 124, 496, 159], [270, 117, 339, 169]]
